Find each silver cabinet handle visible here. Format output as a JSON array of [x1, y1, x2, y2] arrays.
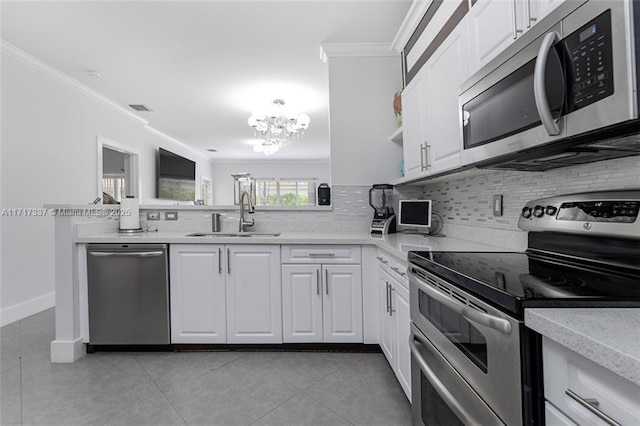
[[376, 256, 388, 264], [308, 253, 335, 258], [316, 269, 320, 295], [512, 0, 523, 38], [389, 286, 395, 316], [411, 271, 512, 334], [325, 269, 329, 295], [410, 332, 481, 425], [386, 283, 390, 313], [526, 0, 536, 27], [89, 251, 163, 257], [227, 248, 231, 274], [390, 266, 406, 277], [534, 31, 561, 136], [565, 389, 620, 426], [420, 144, 427, 171], [218, 248, 222, 274]]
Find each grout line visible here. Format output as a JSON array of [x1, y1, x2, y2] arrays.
[[301, 388, 355, 426], [248, 392, 299, 425], [133, 356, 188, 426]]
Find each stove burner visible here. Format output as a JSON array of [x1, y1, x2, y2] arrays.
[[535, 273, 586, 287]]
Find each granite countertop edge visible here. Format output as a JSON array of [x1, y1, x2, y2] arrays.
[[525, 308, 640, 386]]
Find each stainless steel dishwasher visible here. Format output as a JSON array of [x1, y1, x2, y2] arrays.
[[87, 244, 169, 345]]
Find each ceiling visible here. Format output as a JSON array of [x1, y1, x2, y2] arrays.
[[1, 0, 411, 160]]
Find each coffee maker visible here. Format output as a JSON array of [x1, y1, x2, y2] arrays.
[[369, 184, 396, 234]]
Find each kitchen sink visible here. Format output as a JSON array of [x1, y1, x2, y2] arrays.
[[185, 232, 281, 237]]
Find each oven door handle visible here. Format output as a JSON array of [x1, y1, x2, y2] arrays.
[[410, 332, 481, 425], [413, 275, 512, 335], [534, 31, 561, 136]]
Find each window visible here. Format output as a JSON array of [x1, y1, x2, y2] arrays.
[[102, 177, 126, 202], [255, 178, 316, 206]]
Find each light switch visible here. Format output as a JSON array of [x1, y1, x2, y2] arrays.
[[493, 195, 503, 217]]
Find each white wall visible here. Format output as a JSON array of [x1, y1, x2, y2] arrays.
[[211, 160, 330, 205], [0, 49, 214, 325], [328, 55, 403, 185]]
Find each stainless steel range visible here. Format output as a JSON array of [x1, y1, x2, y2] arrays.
[[408, 190, 640, 426]]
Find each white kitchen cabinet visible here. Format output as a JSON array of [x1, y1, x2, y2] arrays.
[[467, 0, 565, 75], [282, 264, 363, 343], [281, 264, 323, 342], [226, 245, 282, 343], [401, 73, 427, 179], [170, 245, 226, 343], [422, 20, 467, 174], [170, 244, 281, 344], [543, 337, 640, 425], [467, 0, 520, 73], [323, 264, 363, 343], [400, 16, 469, 179], [281, 245, 363, 343], [378, 253, 411, 400]]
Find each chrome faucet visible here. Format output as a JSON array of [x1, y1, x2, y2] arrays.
[[238, 190, 255, 232]]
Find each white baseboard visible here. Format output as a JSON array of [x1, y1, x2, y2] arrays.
[[0, 292, 55, 327], [50, 337, 85, 363]]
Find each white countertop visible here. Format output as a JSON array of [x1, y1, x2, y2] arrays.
[[525, 308, 640, 386], [76, 230, 506, 259]]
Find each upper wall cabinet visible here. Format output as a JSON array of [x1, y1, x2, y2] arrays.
[[400, 15, 469, 180], [467, 0, 566, 73]]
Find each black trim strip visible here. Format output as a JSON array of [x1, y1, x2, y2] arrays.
[[404, 0, 469, 85]]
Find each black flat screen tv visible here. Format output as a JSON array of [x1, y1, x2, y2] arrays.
[[156, 148, 196, 201]]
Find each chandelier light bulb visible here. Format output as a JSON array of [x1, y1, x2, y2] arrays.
[[247, 98, 310, 155]]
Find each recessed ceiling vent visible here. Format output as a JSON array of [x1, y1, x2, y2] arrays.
[[207, 149, 218, 152], [128, 104, 152, 112]]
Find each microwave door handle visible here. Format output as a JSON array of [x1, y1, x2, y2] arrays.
[[411, 272, 512, 334], [410, 332, 482, 425], [534, 31, 561, 136]]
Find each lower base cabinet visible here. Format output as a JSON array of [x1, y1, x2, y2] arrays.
[[170, 244, 282, 344], [282, 264, 363, 343], [379, 263, 411, 400]]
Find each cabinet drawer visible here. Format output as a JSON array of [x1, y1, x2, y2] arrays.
[[282, 245, 361, 264], [376, 251, 408, 288], [543, 337, 640, 425]]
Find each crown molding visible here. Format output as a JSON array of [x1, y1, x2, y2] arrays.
[[1, 39, 149, 126], [320, 42, 397, 62], [391, 0, 433, 53]]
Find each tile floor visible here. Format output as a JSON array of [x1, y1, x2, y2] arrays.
[[1, 309, 411, 425]]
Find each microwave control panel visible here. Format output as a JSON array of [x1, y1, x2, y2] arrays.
[[565, 9, 614, 112]]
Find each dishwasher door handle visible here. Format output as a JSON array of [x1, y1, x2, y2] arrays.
[[89, 251, 164, 258]]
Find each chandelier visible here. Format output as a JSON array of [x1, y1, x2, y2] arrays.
[[247, 99, 310, 155]]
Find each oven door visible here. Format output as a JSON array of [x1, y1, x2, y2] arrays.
[[410, 324, 504, 426], [409, 266, 523, 426]]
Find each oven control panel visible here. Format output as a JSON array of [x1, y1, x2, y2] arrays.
[[518, 191, 640, 237]]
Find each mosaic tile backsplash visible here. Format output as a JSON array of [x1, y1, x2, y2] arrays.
[[419, 156, 640, 232]]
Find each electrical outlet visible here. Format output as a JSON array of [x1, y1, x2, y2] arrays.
[[493, 195, 503, 217], [165, 211, 178, 221], [146, 211, 160, 221]]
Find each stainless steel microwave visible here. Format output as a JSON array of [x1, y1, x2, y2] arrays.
[[459, 0, 640, 171]]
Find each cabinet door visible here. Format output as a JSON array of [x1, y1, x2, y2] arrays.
[[282, 264, 323, 343], [530, 0, 565, 24], [468, 0, 519, 72], [423, 21, 467, 174], [393, 281, 411, 400], [401, 74, 427, 179], [322, 264, 363, 343], [170, 245, 226, 343], [379, 270, 395, 366], [226, 245, 282, 343]]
